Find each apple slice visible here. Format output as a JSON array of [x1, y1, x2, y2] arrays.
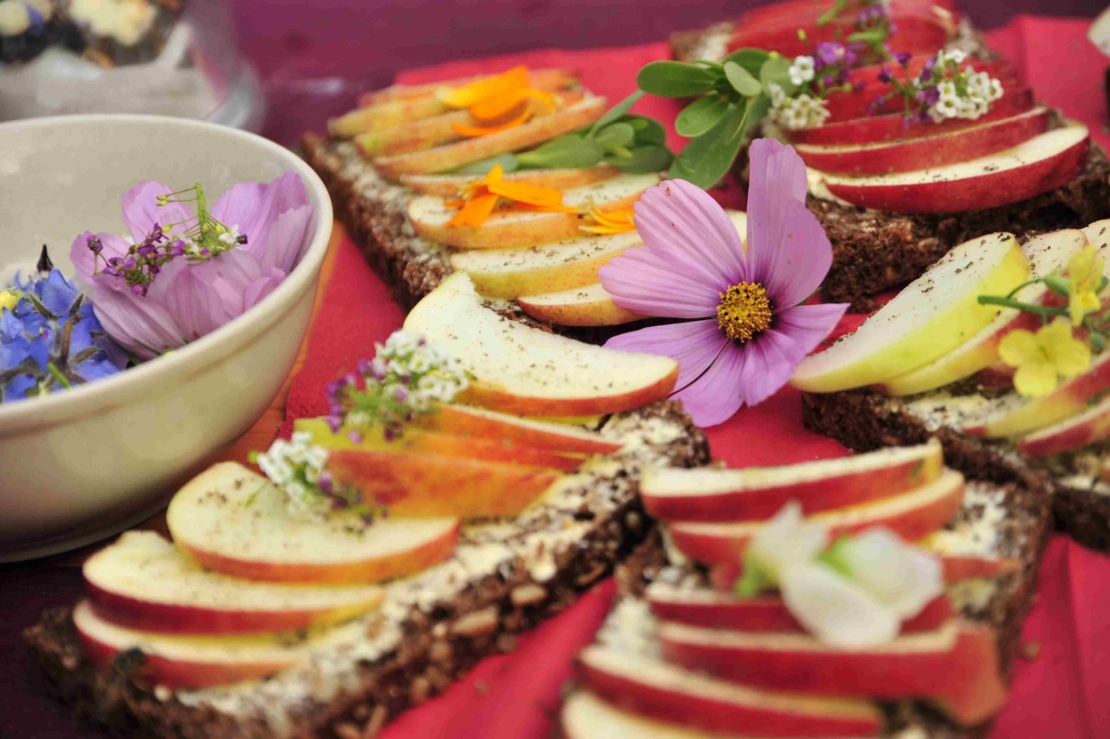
[[403, 273, 679, 416], [577, 646, 884, 737], [646, 584, 954, 635], [641, 440, 943, 522], [876, 229, 1087, 396], [294, 417, 583, 471], [325, 448, 562, 518], [795, 107, 1050, 176], [358, 68, 577, 107], [328, 96, 449, 139], [409, 403, 623, 455], [166, 463, 460, 584], [667, 469, 965, 566], [401, 165, 621, 198], [562, 691, 729, 739], [658, 620, 1008, 726], [785, 87, 1036, 146], [73, 601, 359, 689], [373, 96, 608, 179], [1016, 394, 1110, 456], [725, 10, 951, 60], [965, 347, 1110, 438], [791, 233, 1029, 393], [518, 283, 646, 326], [410, 172, 661, 250], [83, 532, 383, 635], [816, 123, 1090, 214]]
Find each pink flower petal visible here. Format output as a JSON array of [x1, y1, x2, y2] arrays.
[[634, 179, 748, 288], [746, 139, 812, 298], [248, 204, 313, 273], [212, 172, 308, 248], [243, 268, 287, 310], [775, 303, 850, 356], [161, 268, 223, 342], [89, 288, 186, 360], [120, 182, 195, 245], [69, 231, 131, 288], [737, 329, 808, 406], [599, 247, 721, 318], [603, 319, 728, 392], [671, 341, 748, 426], [763, 199, 836, 309]]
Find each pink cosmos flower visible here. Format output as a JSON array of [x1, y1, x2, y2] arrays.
[[599, 139, 848, 427], [69, 173, 313, 360]]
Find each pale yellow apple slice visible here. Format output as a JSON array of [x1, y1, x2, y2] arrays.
[[791, 233, 1029, 393], [877, 229, 1088, 396], [563, 691, 725, 739], [411, 172, 661, 249], [373, 96, 608, 179], [403, 273, 679, 416], [328, 96, 449, 139], [410, 404, 624, 455], [84, 531, 384, 635], [166, 463, 460, 584], [73, 600, 357, 689], [517, 283, 647, 326], [402, 165, 621, 198]]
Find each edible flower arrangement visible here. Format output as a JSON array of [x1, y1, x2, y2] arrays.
[[0, 172, 313, 404]]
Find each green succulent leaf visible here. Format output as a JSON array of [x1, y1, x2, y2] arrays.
[[723, 61, 764, 97], [595, 122, 636, 151], [588, 90, 645, 136], [669, 100, 750, 188], [624, 116, 667, 146], [637, 61, 720, 98], [760, 56, 799, 97], [848, 28, 888, 43], [721, 48, 772, 78], [516, 135, 604, 169], [453, 153, 520, 175], [675, 94, 731, 138], [607, 145, 674, 174]]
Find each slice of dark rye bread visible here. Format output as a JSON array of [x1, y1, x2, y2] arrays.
[[802, 386, 1110, 555], [24, 402, 710, 739], [577, 454, 1053, 739]]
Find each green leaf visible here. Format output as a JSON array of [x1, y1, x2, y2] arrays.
[[623, 116, 667, 146], [760, 56, 799, 97], [606, 145, 674, 174], [848, 28, 888, 43], [595, 122, 636, 151], [675, 94, 731, 138], [453, 153, 519, 175], [588, 90, 644, 137], [721, 48, 771, 77], [516, 135, 604, 169], [637, 61, 719, 98], [723, 61, 763, 97], [669, 100, 751, 189]]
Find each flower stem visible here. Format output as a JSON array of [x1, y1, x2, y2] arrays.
[[47, 363, 72, 389], [976, 295, 1065, 317]]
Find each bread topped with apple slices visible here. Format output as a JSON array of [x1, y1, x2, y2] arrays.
[[559, 436, 1051, 738], [793, 219, 1110, 555], [303, 65, 680, 332]]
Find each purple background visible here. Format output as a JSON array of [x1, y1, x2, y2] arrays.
[[228, 0, 1109, 144]]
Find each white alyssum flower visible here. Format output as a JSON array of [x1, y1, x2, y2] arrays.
[[218, 225, 243, 246], [767, 84, 831, 131], [254, 431, 333, 516], [788, 55, 816, 86]]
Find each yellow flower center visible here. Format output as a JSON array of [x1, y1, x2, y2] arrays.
[[0, 290, 17, 313], [717, 282, 773, 343]]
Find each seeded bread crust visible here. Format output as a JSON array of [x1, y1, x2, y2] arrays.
[[25, 402, 710, 739]]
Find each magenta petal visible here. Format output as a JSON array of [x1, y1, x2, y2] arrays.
[[762, 200, 836, 309], [248, 204, 312, 273], [603, 319, 727, 391], [671, 342, 748, 427], [89, 289, 186, 360], [634, 179, 748, 288], [745, 139, 809, 290], [161, 268, 222, 342], [212, 172, 308, 247], [775, 303, 851, 355], [243, 268, 287, 311], [120, 182, 194, 245], [736, 330, 806, 406], [69, 231, 131, 288], [599, 247, 721, 318]]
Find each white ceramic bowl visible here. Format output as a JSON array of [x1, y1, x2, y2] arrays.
[[0, 115, 333, 562]]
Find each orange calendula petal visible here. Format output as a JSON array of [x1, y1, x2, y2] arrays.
[[512, 202, 582, 213], [470, 88, 559, 123], [486, 180, 566, 208], [447, 192, 500, 228], [451, 108, 533, 138], [443, 199, 465, 208], [437, 66, 529, 109], [580, 206, 636, 234]]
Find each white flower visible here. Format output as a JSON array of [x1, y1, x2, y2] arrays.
[[930, 97, 958, 121], [780, 563, 900, 648], [742, 502, 828, 586], [218, 225, 242, 246], [789, 56, 816, 86], [936, 80, 958, 101], [831, 528, 944, 619], [768, 82, 787, 108], [944, 48, 967, 64]]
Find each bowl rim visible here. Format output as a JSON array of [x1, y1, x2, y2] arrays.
[[0, 114, 334, 433]]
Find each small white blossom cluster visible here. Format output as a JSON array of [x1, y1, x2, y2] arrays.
[[768, 82, 831, 131], [217, 224, 244, 247], [921, 49, 1004, 123], [788, 55, 816, 86], [254, 431, 332, 517]]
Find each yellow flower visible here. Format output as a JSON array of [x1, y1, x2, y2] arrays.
[[0, 290, 17, 313], [1066, 245, 1104, 325], [998, 319, 1091, 397]]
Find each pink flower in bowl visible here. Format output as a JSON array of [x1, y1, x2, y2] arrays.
[[599, 138, 848, 427], [69, 172, 313, 360]]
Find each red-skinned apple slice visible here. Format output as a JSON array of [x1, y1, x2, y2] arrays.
[[817, 123, 1089, 214], [517, 282, 646, 327], [646, 584, 954, 634], [166, 463, 460, 584], [326, 448, 562, 518], [784, 87, 1036, 146], [409, 403, 623, 455], [83, 532, 383, 635], [641, 440, 943, 522], [875, 229, 1087, 396], [1016, 394, 1110, 456], [659, 620, 1008, 726], [561, 690, 728, 739], [667, 469, 965, 566], [726, 10, 951, 59], [795, 107, 1050, 176], [403, 273, 679, 416], [401, 165, 620, 198], [73, 601, 357, 689], [577, 646, 885, 737]]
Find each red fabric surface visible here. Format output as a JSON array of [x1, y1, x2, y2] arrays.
[[286, 17, 1110, 738]]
